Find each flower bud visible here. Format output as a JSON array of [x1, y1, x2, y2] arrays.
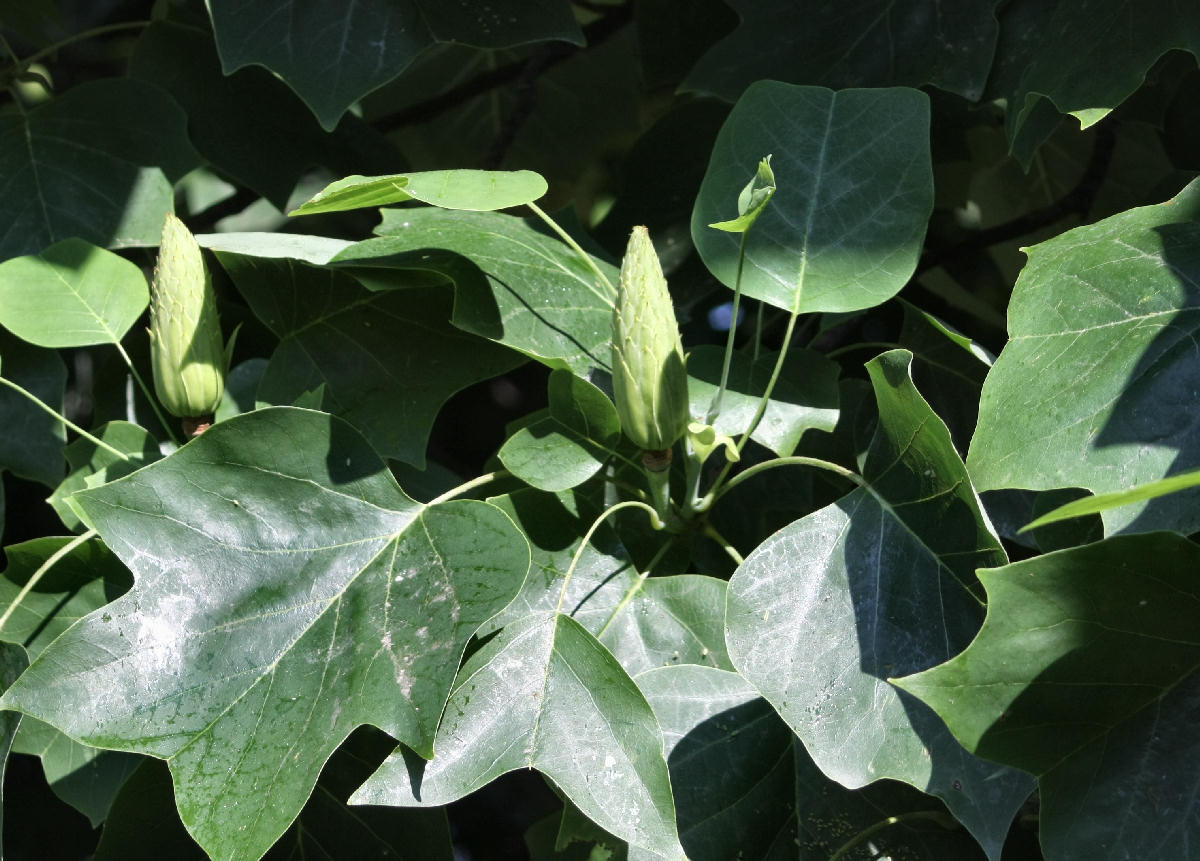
[[149, 213, 228, 424], [611, 226, 689, 454]]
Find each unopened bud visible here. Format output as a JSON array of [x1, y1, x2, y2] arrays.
[[611, 226, 689, 452], [149, 214, 228, 426]]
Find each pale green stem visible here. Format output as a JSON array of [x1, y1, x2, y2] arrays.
[[698, 308, 802, 510], [526, 201, 616, 300], [829, 811, 956, 861], [0, 376, 129, 460], [427, 470, 511, 506], [20, 21, 151, 68], [113, 342, 180, 446], [713, 456, 862, 504], [707, 231, 749, 424], [0, 530, 98, 636], [556, 501, 663, 613], [596, 537, 676, 637], [644, 462, 674, 526], [702, 523, 744, 566], [753, 301, 765, 362], [824, 340, 903, 360]]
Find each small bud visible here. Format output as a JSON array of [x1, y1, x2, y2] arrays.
[[611, 226, 689, 452], [149, 214, 228, 425]]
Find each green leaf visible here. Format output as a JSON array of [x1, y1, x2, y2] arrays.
[[351, 612, 685, 860], [291, 170, 549, 216], [686, 345, 839, 457], [692, 83, 933, 314], [198, 232, 352, 265], [207, 0, 584, 130], [500, 369, 622, 492], [0, 78, 200, 260], [725, 350, 1031, 860], [130, 20, 402, 210], [967, 178, 1200, 535], [214, 251, 522, 467], [683, 0, 999, 103], [0, 239, 148, 348], [0, 536, 138, 827], [333, 208, 618, 374], [0, 641, 28, 853], [12, 717, 142, 828], [0, 330, 66, 487], [895, 532, 1200, 860], [1021, 467, 1200, 531], [0, 407, 530, 861], [987, 0, 1200, 166], [633, 666, 990, 861]]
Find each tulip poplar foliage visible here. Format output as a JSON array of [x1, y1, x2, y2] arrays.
[[1, 3, 1199, 860]]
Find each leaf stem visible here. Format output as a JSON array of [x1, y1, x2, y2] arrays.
[[824, 340, 903, 360], [0, 530, 98, 637], [713, 456, 861, 504], [19, 21, 151, 68], [0, 376, 129, 460], [556, 500, 663, 614], [702, 522, 744, 566], [829, 810, 958, 861], [427, 469, 511, 506], [113, 342, 180, 446], [525, 201, 616, 300], [595, 537, 676, 637], [707, 231, 749, 424]]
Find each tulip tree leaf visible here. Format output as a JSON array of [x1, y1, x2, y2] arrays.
[[0, 407, 531, 861], [208, 0, 584, 131], [725, 350, 1032, 860], [631, 666, 989, 861], [987, 0, 1200, 166], [967, 178, 1200, 536], [291, 170, 549, 216], [0, 77, 200, 260], [684, 0, 1000, 103], [895, 532, 1200, 861], [0, 330, 67, 488], [687, 345, 839, 457], [213, 251, 523, 467], [0, 240, 149, 348], [0, 641, 27, 848], [692, 83, 933, 315], [500, 369, 623, 491], [130, 20, 401, 210], [351, 612, 685, 860], [333, 208, 618, 375]]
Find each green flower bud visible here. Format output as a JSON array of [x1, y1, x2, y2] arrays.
[[612, 226, 689, 454], [149, 213, 229, 425]]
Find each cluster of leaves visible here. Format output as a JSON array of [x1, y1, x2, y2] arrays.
[[1, 1, 1199, 859]]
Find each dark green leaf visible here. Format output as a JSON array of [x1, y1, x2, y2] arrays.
[[500, 370, 622, 492], [988, 0, 1200, 165], [0, 330, 66, 487], [684, 0, 999, 103], [725, 350, 1031, 859], [967, 178, 1200, 535], [896, 532, 1200, 860], [692, 83, 933, 314], [0, 407, 530, 861], [0, 78, 199, 260], [0, 641, 28, 855], [207, 0, 584, 130], [334, 208, 618, 374], [352, 612, 684, 859], [214, 251, 522, 466], [49, 422, 161, 532], [130, 20, 402, 210]]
